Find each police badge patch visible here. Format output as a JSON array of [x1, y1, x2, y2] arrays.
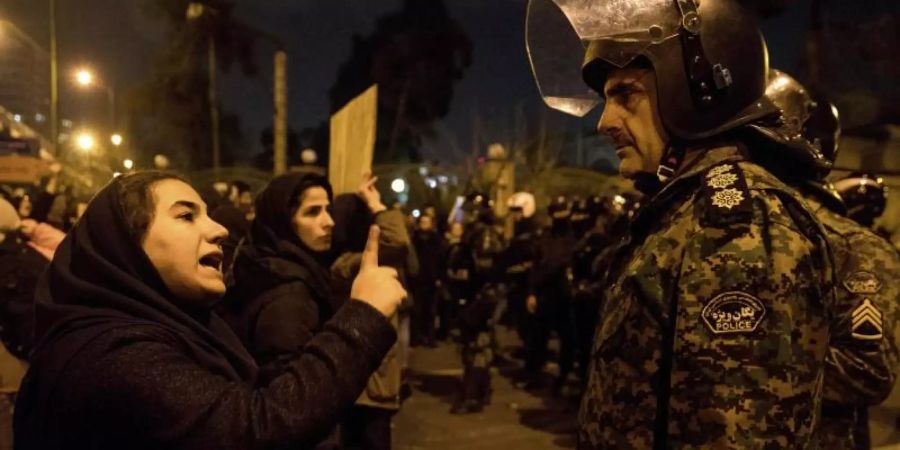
[[702, 291, 766, 335], [843, 271, 882, 295]]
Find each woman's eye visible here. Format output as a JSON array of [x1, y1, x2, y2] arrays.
[[178, 212, 195, 222]]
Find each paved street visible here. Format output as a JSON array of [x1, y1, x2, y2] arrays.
[[393, 328, 578, 450]]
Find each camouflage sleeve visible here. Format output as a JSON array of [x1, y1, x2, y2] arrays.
[[669, 192, 830, 448], [824, 231, 900, 405]]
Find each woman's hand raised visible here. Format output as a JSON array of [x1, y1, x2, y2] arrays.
[[350, 225, 406, 317]]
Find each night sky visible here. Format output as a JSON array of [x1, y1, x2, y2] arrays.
[[0, 0, 834, 164]]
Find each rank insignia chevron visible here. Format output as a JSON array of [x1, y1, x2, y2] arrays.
[[851, 298, 883, 341]]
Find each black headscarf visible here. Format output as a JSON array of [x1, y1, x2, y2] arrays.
[[226, 173, 334, 308], [28, 177, 258, 383]]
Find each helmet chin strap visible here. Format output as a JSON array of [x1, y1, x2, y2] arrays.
[[633, 144, 686, 196], [656, 144, 686, 184]]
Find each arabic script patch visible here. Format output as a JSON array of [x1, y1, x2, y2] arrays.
[[702, 291, 766, 335]]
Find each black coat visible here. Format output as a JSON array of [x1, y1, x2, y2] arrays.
[[0, 236, 47, 359], [219, 226, 337, 384], [13, 176, 396, 450], [411, 229, 444, 288]]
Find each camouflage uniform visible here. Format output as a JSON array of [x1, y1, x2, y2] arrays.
[[800, 194, 900, 450], [578, 147, 835, 449], [571, 225, 618, 386]]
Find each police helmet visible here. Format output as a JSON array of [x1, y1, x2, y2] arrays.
[[805, 94, 841, 177], [570, 196, 590, 222], [747, 69, 841, 180], [547, 195, 571, 220], [527, 0, 777, 141], [833, 173, 888, 227], [507, 191, 537, 219]]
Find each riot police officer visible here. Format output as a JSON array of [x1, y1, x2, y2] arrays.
[[568, 194, 626, 388], [502, 192, 539, 345], [569, 196, 593, 239], [525, 195, 578, 393], [441, 222, 473, 341], [526, 0, 836, 446], [451, 195, 505, 414], [747, 69, 900, 449]]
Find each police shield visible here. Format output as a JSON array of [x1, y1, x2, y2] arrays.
[[525, 0, 682, 117]]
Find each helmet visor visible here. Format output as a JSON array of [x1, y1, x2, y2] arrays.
[[526, 0, 681, 117]]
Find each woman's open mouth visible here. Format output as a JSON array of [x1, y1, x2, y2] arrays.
[[198, 252, 224, 273]]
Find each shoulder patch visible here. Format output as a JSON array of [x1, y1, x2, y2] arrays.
[[843, 271, 882, 295], [851, 298, 883, 341], [701, 291, 766, 335], [702, 163, 752, 226]]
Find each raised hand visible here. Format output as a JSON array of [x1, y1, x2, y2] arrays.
[[351, 225, 406, 317], [357, 172, 387, 214]]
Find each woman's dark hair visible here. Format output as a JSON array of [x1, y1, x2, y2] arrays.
[[251, 172, 333, 247], [287, 174, 333, 218], [116, 171, 188, 244]]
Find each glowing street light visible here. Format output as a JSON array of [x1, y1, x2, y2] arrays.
[[75, 132, 96, 152], [123, 159, 134, 170], [75, 68, 94, 87], [110, 134, 123, 146], [186, 3, 206, 20], [391, 178, 406, 194]]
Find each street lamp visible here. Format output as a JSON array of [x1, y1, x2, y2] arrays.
[[75, 69, 93, 87], [75, 132, 95, 152], [110, 133, 123, 146], [123, 159, 134, 170], [73, 67, 116, 131]]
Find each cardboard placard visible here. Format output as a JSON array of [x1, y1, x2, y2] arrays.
[[329, 85, 377, 195]]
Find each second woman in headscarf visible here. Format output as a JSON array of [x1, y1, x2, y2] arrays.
[[219, 173, 338, 383]]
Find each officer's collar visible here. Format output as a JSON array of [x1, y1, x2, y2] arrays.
[[627, 146, 748, 234], [647, 145, 747, 200]]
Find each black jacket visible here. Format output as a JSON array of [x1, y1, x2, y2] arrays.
[[219, 234, 337, 383], [411, 229, 444, 288]]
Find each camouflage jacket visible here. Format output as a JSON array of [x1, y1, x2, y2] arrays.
[[803, 194, 900, 450], [578, 147, 836, 449]]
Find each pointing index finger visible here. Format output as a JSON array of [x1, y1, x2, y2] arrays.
[[361, 225, 380, 269]]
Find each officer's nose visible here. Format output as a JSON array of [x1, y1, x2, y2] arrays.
[[597, 104, 623, 139]]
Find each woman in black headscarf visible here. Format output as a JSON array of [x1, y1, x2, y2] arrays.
[[13, 171, 405, 450], [219, 173, 338, 383]]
